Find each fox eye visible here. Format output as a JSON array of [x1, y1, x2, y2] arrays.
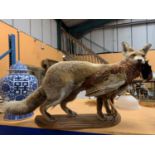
[[131, 54, 136, 57]]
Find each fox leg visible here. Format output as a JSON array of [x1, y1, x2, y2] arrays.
[[97, 96, 111, 114], [60, 101, 77, 117], [60, 89, 80, 117], [97, 97, 106, 121], [40, 81, 76, 121], [40, 100, 56, 121], [103, 98, 111, 114], [40, 89, 68, 121], [108, 99, 117, 116]]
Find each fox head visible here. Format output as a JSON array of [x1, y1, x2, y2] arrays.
[[122, 42, 152, 64], [122, 42, 153, 80]]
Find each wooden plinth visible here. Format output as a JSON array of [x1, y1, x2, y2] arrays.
[[35, 113, 121, 130], [140, 101, 155, 108]]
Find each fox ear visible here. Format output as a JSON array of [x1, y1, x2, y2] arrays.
[[122, 42, 130, 52], [122, 42, 133, 56], [142, 44, 152, 54]]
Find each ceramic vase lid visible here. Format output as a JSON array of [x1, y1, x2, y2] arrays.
[[9, 61, 29, 73]]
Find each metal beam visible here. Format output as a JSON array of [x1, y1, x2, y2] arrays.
[[56, 19, 69, 31], [68, 19, 115, 38], [95, 19, 155, 29], [9, 34, 16, 66], [56, 20, 62, 50], [0, 34, 16, 66], [0, 49, 11, 60], [56, 20, 71, 50]]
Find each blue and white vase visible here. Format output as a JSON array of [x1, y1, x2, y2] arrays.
[[0, 62, 38, 120]]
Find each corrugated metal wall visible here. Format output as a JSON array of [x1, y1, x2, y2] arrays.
[[1, 19, 57, 48], [81, 19, 155, 53]]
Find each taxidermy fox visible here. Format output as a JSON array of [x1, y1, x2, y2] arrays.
[[3, 42, 152, 121]]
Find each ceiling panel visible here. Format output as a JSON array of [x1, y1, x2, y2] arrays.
[[62, 19, 88, 27]]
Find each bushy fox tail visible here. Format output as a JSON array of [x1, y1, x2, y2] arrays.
[[3, 87, 46, 115]]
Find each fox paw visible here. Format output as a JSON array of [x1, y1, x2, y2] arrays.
[[97, 115, 107, 121], [45, 116, 56, 122], [68, 111, 78, 117]]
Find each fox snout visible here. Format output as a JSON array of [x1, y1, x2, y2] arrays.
[[134, 56, 145, 64]]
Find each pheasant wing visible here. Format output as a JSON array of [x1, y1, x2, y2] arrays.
[[85, 72, 126, 97]]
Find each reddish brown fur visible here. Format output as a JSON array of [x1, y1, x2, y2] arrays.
[[82, 58, 141, 91]]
